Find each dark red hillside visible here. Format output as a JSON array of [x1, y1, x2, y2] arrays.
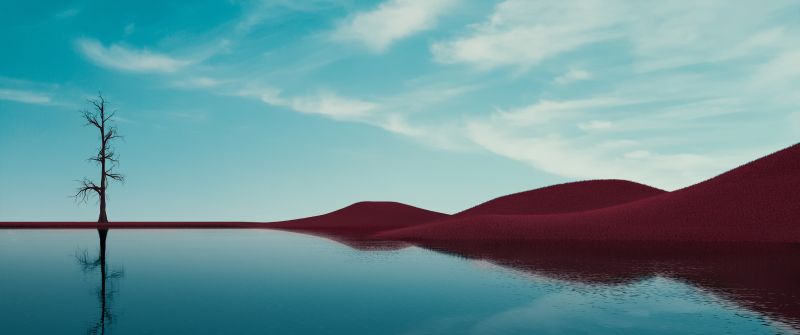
[[378, 143, 800, 243], [458, 179, 665, 216]]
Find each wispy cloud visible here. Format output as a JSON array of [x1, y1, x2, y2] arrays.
[[751, 49, 800, 88], [171, 76, 223, 89], [333, 0, 457, 52], [431, 0, 620, 69], [494, 98, 629, 126], [235, 85, 467, 150], [75, 38, 192, 73], [0, 89, 52, 105], [789, 112, 800, 135], [234, 0, 344, 33], [55, 8, 80, 19], [253, 89, 378, 120], [467, 120, 723, 190], [577, 120, 613, 131], [554, 69, 591, 85], [461, 97, 747, 189], [432, 0, 797, 72]]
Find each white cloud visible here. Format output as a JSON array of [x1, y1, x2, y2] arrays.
[[376, 115, 467, 150], [464, 98, 737, 190], [235, 0, 342, 33], [431, 0, 621, 69], [496, 98, 629, 126], [422, 0, 797, 188], [256, 89, 377, 120], [554, 69, 592, 85], [789, 112, 800, 134], [624, 2, 796, 72], [432, 0, 798, 72], [0, 89, 52, 105], [75, 38, 192, 73], [56, 8, 80, 19], [624, 150, 651, 159], [378, 114, 423, 137], [431, 25, 606, 70], [578, 120, 613, 131], [235, 85, 468, 150], [751, 49, 800, 87], [171, 76, 223, 89], [333, 0, 457, 52], [231, 84, 756, 190], [467, 122, 723, 190]]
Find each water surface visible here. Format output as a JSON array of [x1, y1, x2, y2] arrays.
[[0, 229, 796, 334]]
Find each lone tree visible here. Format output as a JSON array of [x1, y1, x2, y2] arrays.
[[76, 93, 124, 223]]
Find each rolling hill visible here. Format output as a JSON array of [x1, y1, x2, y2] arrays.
[[376, 143, 800, 243], [457, 179, 665, 216], [267, 201, 446, 232]]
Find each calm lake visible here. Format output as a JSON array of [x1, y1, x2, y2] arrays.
[[0, 229, 797, 335]]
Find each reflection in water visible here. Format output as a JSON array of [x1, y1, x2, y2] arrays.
[[417, 240, 800, 328], [0, 229, 793, 334], [293, 229, 800, 331], [76, 229, 124, 335]]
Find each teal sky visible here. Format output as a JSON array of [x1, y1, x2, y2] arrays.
[[1, 0, 799, 221]]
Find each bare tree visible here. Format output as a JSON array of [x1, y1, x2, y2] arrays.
[[75, 93, 123, 223]]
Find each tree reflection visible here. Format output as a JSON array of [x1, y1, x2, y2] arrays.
[[76, 229, 124, 335]]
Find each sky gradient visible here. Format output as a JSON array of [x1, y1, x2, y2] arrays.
[[1, 0, 799, 221]]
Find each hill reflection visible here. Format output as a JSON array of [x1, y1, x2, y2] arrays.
[[296, 229, 800, 330]]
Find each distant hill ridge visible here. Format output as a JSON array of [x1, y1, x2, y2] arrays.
[[376, 143, 800, 243], [268, 201, 446, 231], [271, 142, 800, 243], [457, 179, 665, 216]]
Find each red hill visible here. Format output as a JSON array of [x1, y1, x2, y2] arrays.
[[377, 143, 800, 243], [268, 201, 445, 233], [458, 179, 665, 216]]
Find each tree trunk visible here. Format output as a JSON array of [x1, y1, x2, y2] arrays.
[[99, 129, 108, 223], [98, 192, 108, 223]]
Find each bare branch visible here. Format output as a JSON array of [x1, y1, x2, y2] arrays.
[[105, 172, 125, 183], [74, 178, 101, 203], [78, 178, 100, 190], [82, 110, 102, 129], [103, 110, 116, 123], [88, 94, 106, 113], [89, 99, 102, 112], [103, 127, 122, 143], [89, 150, 119, 165]]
